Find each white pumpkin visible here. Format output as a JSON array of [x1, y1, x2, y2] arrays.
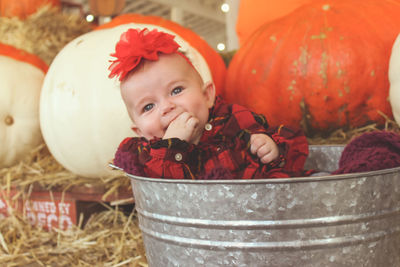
[[389, 34, 400, 124], [0, 51, 45, 167], [40, 23, 213, 178]]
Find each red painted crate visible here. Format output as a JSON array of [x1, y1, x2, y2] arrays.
[[0, 184, 133, 231]]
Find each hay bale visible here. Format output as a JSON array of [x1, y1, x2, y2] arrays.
[[0, 5, 92, 65], [0, 207, 147, 266], [0, 143, 130, 195], [308, 111, 400, 145]]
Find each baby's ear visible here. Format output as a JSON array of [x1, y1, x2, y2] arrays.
[[203, 81, 216, 108], [131, 125, 142, 136]]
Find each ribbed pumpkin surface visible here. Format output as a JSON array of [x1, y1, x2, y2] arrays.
[[226, 0, 400, 134]]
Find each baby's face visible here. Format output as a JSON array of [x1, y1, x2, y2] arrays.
[[121, 53, 215, 140]]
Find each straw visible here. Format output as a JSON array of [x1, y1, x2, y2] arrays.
[[0, 207, 147, 266], [0, 143, 131, 194], [307, 111, 400, 145], [0, 5, 92, 65]]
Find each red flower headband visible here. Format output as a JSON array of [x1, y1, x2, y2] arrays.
[[109, 28, 190, 81]]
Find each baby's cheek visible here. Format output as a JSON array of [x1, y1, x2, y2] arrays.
[[142, 120, 164, 139]]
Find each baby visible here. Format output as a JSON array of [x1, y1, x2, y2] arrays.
[[110, 28, 310, 179]]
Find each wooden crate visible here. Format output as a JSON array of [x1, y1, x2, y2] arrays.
[[0, 184, 133, 231]]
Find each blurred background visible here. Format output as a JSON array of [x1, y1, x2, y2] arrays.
[[62, 0, 239, 52]]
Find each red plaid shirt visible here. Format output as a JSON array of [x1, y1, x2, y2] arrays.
[[114, 97, 310, 179]]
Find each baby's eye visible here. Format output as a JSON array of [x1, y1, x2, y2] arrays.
[[171, 86, 183, 95], [143, 103, 154, 112]]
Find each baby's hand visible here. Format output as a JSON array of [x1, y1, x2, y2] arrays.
[[250, 134, 279, 164], [163, 112, 200, 144]]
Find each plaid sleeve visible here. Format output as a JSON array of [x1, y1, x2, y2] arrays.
[[266, 125, 309, 174], [114, 137, 200, 179], [229, 104, 270, 134], [228, 104, 309, 173], [114, 137, 146, 176]]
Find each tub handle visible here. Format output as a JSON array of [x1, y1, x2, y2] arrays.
[[108, 163, 123, 171]]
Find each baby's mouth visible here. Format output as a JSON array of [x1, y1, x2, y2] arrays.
[[169, 111, 183, 123], [163, 109, 185, 133], [163, 114, 179, 133]]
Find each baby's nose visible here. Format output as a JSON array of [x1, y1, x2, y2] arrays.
[[161, 100, 176, 115]]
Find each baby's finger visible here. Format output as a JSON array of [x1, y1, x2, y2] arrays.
[[256, 143, 272, 158], [260, 152, 275, 164], [176, 111, 191, 122], [250, 136, 264, 154], [169, 112, 193, 130], [260, 146, 279, 164], [187, 116, 199, 129]]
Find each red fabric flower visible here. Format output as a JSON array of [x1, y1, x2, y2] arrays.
[[108, 28, 180, 81]]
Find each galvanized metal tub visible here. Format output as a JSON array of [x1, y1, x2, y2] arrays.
[[127, 145, 400, 266]]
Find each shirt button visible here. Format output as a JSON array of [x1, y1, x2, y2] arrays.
[[205, 123, 213, 131], [175, 153, 183, 161]]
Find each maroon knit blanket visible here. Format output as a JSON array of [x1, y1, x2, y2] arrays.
[[333, 131, 400, 174]]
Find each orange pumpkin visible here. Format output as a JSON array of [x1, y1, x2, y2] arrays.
[[0, 0, 60, 19], [226, 0, 400, 135], [96, 13, 227, 95], [89, 0, 125, 16], [236, 0, 313, 45]]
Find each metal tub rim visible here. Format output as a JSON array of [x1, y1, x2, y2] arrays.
[[125, 145, 400, 184], [126, 166, 400, 184]]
